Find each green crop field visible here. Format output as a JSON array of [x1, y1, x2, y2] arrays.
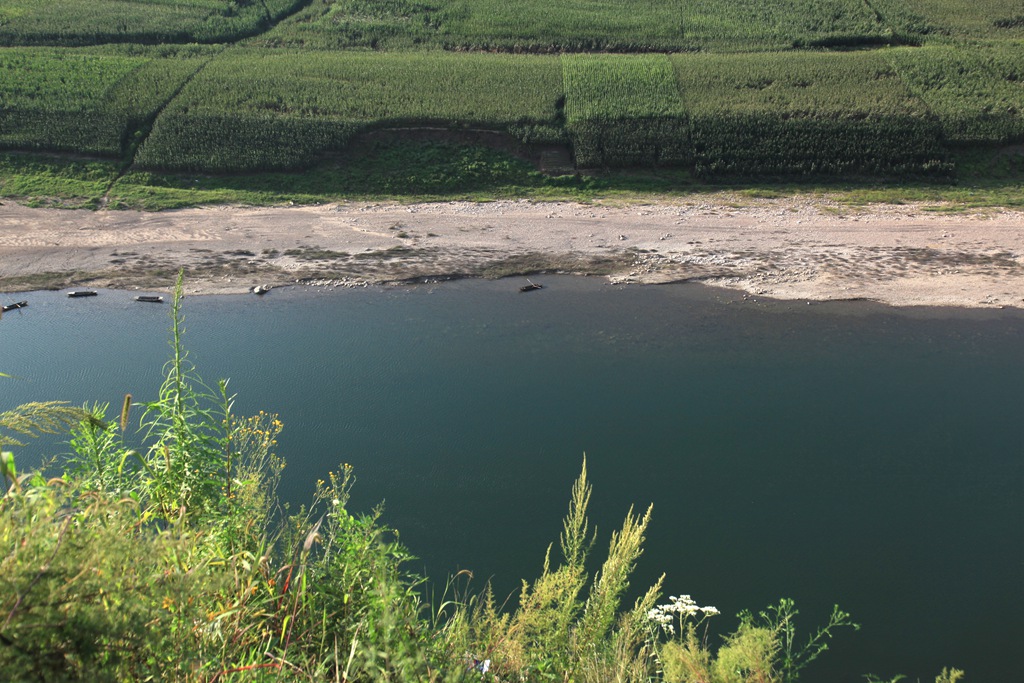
[[674, 50, 951, 178], [0, 0, 1022, 196], [0, 46, 211, 156], [0, 0, 306, 46], [899, 0, 1024, 38], [562, 54, 688, 168], [255, 0, 914, 52], [889, 44, 1024, 144], [135, 50, 563, 171], [250, 0, 1023, 51]]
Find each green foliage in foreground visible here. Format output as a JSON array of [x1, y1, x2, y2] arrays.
[[2, 278, 433, 681], [0, 277, 968, 681]]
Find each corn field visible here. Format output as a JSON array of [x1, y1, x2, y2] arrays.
[[0, 0, 307, 46], [0, 0, 1021, 177], [0, 46, 207, 156]]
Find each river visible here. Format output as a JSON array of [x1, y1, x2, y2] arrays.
[[2, 277, 1021, 682]]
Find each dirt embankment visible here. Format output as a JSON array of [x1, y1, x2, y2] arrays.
[[1, 198, 1022, 308]]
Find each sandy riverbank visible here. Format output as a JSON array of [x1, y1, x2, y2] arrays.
[[1, 197, 1022, 307]]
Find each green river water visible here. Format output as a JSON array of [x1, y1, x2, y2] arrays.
[[2, 277, 1021, 682]]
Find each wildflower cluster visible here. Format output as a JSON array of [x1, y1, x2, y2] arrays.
[[648, 594, 719, 635], [315, 464, 356, 518], [229, 412, 282, 470]]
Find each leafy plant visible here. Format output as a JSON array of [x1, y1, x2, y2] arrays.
[[439, 458, 661, 681], [0, 273, 441, 681]]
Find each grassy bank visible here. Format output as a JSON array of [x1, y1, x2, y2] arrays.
[[2, 144, 1021, 212]]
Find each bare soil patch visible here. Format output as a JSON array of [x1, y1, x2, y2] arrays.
[[1, 197, 1022, 307]]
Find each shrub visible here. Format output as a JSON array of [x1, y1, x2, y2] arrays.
[[0, 274, 439, 681]]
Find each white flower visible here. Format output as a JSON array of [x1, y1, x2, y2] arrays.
[[647, 606, 676, 634], [664, 595, 700, 617], [647, 607, 671, 624], [649, 593, 720, 634]]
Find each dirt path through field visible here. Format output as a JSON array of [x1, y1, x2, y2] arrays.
[[1, 197, 1022, 308]]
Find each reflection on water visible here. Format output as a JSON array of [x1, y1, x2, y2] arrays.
[[2, 278, 1022, 682]]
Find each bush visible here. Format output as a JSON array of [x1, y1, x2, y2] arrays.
[[0, 274, 438, 681]]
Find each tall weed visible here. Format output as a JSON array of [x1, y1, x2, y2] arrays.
[[0, 274, 439, 681]]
